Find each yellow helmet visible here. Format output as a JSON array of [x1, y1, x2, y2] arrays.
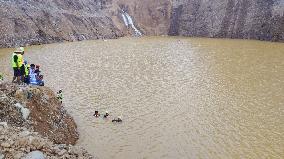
[[20, 47, 25, 52], [14, 47, 25, 53]]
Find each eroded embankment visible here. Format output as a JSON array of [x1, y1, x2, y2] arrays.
[[0, 82, 93, 158]]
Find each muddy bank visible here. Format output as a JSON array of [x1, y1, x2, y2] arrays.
[[0, 82, 93, 158]]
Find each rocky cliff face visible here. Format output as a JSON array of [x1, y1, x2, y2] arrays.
[[0, 0, 122, 48], [169, 0, 284, 41], [0, 82, 78, 145], [0, 82, 93, 158], [107, 0, 173, 35], [0, 0, 283, 47]]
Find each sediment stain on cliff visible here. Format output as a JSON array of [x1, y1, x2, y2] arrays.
[[171, 0, 284, 42]]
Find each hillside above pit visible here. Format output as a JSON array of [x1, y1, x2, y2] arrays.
[[0, 0, 283, 47]]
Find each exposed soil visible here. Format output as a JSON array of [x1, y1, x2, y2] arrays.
[[0, 82, 94, 158]]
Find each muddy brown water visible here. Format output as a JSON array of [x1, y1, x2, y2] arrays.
[[0, 37, 283, 159]]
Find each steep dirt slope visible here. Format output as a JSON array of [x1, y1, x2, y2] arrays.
[[0, 83, 78, 145], [0, 82, 93, 158], [0, 0, 122, 48]]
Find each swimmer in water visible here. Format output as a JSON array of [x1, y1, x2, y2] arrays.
[[112, 116, 122, 122], [103, 111, 109, 118], [93, 110, 100, 117]]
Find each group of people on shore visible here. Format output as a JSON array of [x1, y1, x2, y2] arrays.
[[11, 47, 44, 86]]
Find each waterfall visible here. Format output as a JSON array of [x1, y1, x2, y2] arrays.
[[121, 11, 142, 36]]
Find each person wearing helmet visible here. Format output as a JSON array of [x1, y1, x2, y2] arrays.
[[103, 111, 109, 118], [16, 47, 25, 83], [12, 47, 24, 83], [57, 90, 63, 104]]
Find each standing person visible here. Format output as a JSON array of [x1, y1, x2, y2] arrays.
[[57, 90, 63, 104], [11, 47, 24, 83], [24, 61, 30, 84], [17, 47, 25, 83]]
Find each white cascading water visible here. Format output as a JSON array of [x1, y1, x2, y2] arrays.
[[121, 11, 142, 36]]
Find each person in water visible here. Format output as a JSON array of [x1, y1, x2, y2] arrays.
[[112, 116, 122, 122], [94, 111, 100, 117], [103, 111, 109, 118]]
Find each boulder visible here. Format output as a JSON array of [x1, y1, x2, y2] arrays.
[[23, 151, 45, 159]]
